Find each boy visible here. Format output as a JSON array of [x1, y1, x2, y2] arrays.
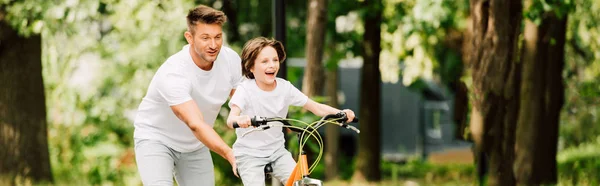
[[226, 37, 355, 185]]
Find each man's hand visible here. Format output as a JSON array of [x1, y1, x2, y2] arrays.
[[225, 150, 238, 177]]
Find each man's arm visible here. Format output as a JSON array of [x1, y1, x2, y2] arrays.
[[170, 100, 237, 174]]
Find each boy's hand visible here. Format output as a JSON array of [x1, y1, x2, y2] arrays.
[[342, 109, 356, 123], [236, 115, 252, 128]]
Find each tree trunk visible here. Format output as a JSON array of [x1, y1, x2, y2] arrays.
[[0, 20, 53, 185], [443, 27, 471, 140], [514, 3, 567, 184], [468, 0, 522, 185], [222, 0, 240, 44], [352, 0, 382, 181], [302, 0, 327, 97], [324, 61, 339, 180]]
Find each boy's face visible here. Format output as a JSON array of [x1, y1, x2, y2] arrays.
[[185, 23, 223, 65], [251, 46, 280, 89]]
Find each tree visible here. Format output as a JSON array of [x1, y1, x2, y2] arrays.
[[469, 0, 570, 185], [468, 0, 523, 185], [0, 17, 53, 185], [302, 0, 327, 97], [321, 0, 361, 181], [352, 0, 383, 181], [324, 41, 340, 180], [514, 0, 569, 184], [222, 0, 240, 45]]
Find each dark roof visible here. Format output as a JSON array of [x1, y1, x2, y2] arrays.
[[420, 80, 446, 101]]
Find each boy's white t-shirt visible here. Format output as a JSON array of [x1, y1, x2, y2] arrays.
[[229, 78, 308, 157], [133, 44, 242, 152]]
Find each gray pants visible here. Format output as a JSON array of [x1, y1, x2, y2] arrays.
[[236, 147, 296, 186], [134, 138, 214, 186]]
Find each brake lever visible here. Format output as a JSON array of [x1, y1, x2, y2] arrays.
[[346, 125, 360, 134], [337, 112, 360, 134], [241, 123, 284, 137]]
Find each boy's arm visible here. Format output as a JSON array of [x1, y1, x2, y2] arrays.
[[226, 105, 251, 128], [303, 99, 356, 122], [303, 99, 340, 116]]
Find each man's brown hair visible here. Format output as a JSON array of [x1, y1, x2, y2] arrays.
[[186, 5, 227, 34], [241, 37, 286, 79]]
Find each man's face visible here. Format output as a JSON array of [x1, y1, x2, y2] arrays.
[[185, 23, 223, 64]]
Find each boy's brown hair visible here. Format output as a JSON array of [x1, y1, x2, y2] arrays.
[[241, 37, 286, 79], [186, 5, 227, 34]]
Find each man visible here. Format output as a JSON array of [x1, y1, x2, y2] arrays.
[[133, 5, 241, 186]]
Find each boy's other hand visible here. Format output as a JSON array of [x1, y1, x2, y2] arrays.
[[342, 109, 355, 123]]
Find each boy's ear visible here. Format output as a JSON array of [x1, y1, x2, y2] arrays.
[[184, 31, 193, 44]]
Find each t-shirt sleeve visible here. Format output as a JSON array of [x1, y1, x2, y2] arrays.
[[228, 85, 247, 110], [229, 48, 244, 88], [287, 81, 309, 107], [155, 69, 192, 106]]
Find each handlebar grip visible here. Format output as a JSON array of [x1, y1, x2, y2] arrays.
[[251, 117, 258, 127], [251, 116, 265, 127], [233, 122, 240, 128]]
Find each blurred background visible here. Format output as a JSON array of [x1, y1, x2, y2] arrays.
[[1, 0, 599, 185]]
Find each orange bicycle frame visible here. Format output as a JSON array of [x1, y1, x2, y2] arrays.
[[285, 153, 309, 186]]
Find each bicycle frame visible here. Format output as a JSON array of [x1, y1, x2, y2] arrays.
[[285, 152, 312, 186]]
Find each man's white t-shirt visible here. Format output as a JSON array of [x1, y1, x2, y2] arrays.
[[133, 44, 242, 152], [228, 78, 308, 157]]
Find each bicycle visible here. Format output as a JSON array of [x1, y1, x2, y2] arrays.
[[233, 112, 360, 186]]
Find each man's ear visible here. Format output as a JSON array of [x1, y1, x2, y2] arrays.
[[184, 31, 193, 44]]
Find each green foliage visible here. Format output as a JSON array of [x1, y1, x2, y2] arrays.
[[557, 136, 600, 185], [524, 0, 575, 24], [381, 160, 475, 184], [560, 0, 600, 149], [380, 0, 469, 87], [324, 0, 363, 68], [282, 0, 307, 58], [1, 0, 54, 36]]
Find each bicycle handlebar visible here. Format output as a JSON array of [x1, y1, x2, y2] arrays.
[[233, 116, 306, 133], [233, 112, 359, 133]]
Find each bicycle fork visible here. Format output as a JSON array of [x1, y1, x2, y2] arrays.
[[285, 151, 323, 186]]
